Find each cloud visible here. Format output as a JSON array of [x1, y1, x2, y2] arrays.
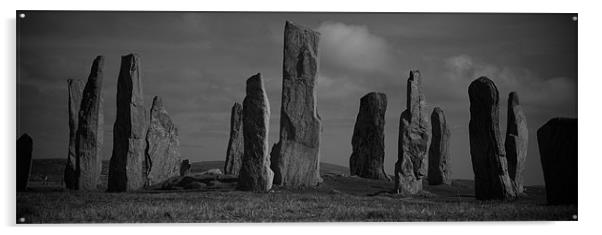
[[318, 22, 394, 72]]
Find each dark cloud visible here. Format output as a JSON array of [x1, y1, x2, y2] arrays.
[[17, 12, 576, 186]]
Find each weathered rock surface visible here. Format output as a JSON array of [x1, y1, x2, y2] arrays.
[[428, 107, 451, 185], [537, 118, 577, 205], [180, 159, 191, 176], [145, 96, 183, 186], [158, 174, 238, 191], [270, 21, 322, 187], [17, 134, 33, 191], [505, 92, 528, 194], [468, 77, 516, 200], [349, 92, 389, 180], [224, 102, 243, 176], [65, 79, 84, 189], [394, 70, 431, 194], [75, 56, 104, 191], [238, 73, 274, 191], [108, 54, 147, 192]]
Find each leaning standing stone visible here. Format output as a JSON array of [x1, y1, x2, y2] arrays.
[[75, 56, 104, 191], [17, 134, 33, 192], [505, 92, 528, 194], [224, 102, 243, 176], [468, 76, 516, 200], [65, 79, 84, 189], [108, 54, 147, 192], [394, 70, 431, 194], [428, 107, 451, 185], [238, 73, 274, 191], [349, 92, 389, 180], [537, 118, 577, 205], [270, 21, 322, 187], [145, 96, 182, 186]]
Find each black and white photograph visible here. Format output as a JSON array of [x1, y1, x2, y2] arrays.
[[7, 2, 588, 227]]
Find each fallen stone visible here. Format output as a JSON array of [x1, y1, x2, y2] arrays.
[[349, 92, 389, 180], [468, 76, 516, 200], [271, 21, 322, 187]]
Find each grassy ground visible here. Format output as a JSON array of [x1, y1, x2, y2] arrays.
[[17, 159, 577, 223]]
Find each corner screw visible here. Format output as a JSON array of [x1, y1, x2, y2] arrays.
[[19, 13, 26, 19]]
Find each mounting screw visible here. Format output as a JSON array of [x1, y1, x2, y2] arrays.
[[572, 214, 577, 220], [19, 13, 26, 19], [19, 217, 25, 223], [572, 16, 577, 21]]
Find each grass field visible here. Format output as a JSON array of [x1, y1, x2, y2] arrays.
[[16, 159, 577, 223]]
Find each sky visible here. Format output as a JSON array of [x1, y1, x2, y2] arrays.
[[16, 12, 577, 186]]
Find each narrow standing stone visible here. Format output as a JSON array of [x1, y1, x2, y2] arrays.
[[145, 96, 182, 186], [349, 92, 389, 180], [108, 54, 147, 192], [224, 102, 243, 176], [505, 92, 528, 194], [65, 79, 84, 189], [468, 76, 516, 200], [537, 118, 577, 205], [270, 21, 322, 187], [428, 107, 451, 185], [180, 159, 191, 176], [238, 73, 274, 191], [17, 134, 33, 192], [394, 70, 431, 194], [75, 55, 104, 191]]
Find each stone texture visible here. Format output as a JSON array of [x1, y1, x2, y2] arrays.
[[145, 96, 183, 186], [505, 92, 528, 194], [238, 73, 274, 191], [224, 102, 243, 176], [75, 56, 104, 191], [65, 79, 84, 189], [428, 107, 451, 185], [270, 21, 322, 187], [349, 92, 389, 180], [108, 54, 147, 192], [180, 159, 191, 176], [17, 134, 33, 192], [537, 118, 577, 205], [394, 71, 431, 194], [468, 77, 516, 200]]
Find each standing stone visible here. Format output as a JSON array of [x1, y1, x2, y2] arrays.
[[394, 70, 431, 194], [17, 134, 33, 192], [238, 73, 274, 191], [65, 79, 84, 189], [468, 77, 516, 200], [180, 159, 191, 176], [349, 92, 389, 180], [108, 54, 147, 192], [537, 118, 577, 205], [505, 92, 528, 194], [428, 107, 451, 185], [75, 56, 104, 191], [145, 96, 182, 186], [224, 102, 243, 176], [270, 21, 322, 187]]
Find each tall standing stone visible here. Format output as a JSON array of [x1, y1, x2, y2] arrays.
[[349, 92, 389, 180], [505, 92, 528, 194], [224, 102, 243, 176], [270, 21, 322, 187], [75, 56, 104, 191], [17, 134, 33, 192], [468, 77, 516, 200], [145, 96, 182, 186], [238, 73, 274, 191], [394, 70, 431, 194], [537, 118, 577, 205], [65, 79, 84, 189], [108, 54, 147, 192], [428, 107, 451, 185]]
